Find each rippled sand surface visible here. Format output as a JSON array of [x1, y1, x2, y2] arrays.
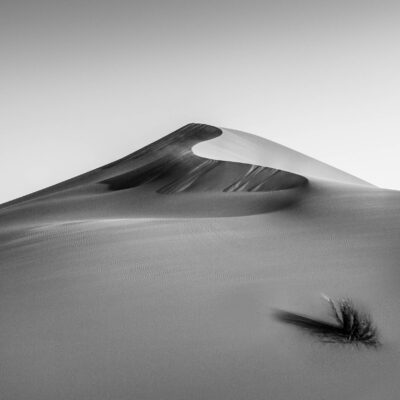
[[1, 124, 399, 400]]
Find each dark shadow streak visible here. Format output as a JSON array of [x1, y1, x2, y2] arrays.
[[273, 308, 380, 347], [273, 310, 343, 339]]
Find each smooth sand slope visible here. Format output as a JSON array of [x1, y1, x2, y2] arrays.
[[1, 124, 400, 400], [194, 127, 373, 186]]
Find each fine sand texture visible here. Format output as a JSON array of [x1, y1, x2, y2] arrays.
[[1, 123, 400, 400]]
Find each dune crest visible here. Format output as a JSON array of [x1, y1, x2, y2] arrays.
[[0, 124, 308, 223]]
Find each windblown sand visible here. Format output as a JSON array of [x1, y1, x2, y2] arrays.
[[1, 124, 399, 400]]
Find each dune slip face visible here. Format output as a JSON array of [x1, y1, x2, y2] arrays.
[[99, 124, 307, 194], [1, 124, 400, 400]]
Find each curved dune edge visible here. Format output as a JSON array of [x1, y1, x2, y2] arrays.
[[193, 127, 374, 187], [98, 124, 308, 195], [0, 124, 311, 223], [1, 124, 307, 208]]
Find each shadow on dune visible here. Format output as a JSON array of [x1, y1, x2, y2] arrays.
[[100, 124, 307, 194], [0, 124, 308, 222], [273, 303, 380, 347]]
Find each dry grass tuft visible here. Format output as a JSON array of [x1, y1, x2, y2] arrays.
[[274, 296, 380, 347]]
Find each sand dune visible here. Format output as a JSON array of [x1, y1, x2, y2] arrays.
[[0, 124, 307, 225], [1, 124, 399, 400]]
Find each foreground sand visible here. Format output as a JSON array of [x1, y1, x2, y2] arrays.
[[1, 124, 399, 399]]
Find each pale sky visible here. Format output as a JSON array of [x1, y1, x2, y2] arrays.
[[1, 0, 400, 204]]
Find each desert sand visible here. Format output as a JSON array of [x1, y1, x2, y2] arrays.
[[1, 123, 399, 400]]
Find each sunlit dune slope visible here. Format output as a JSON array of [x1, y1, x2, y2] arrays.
[[194, 127, 373, 186]]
